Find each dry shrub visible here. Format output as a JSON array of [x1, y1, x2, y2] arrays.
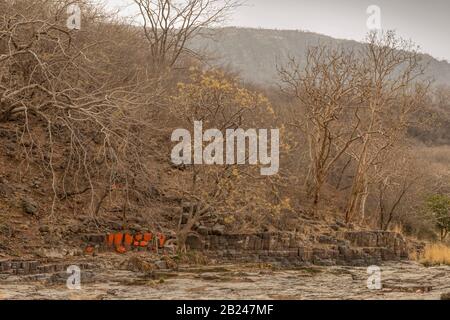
[[420, 243, 450, 266], [0, 0, 165, 221], [174, 251, 210, 265]]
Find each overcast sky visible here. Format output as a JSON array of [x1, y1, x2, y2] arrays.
[[107, 0, 450, 61]]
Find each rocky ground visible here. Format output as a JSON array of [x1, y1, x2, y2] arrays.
[[0, 255, 449, 300]]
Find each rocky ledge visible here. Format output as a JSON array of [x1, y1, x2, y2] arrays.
[[186, 230, 424, 266]]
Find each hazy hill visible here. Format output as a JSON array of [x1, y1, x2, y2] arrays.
[[190, 27, 450, 87]]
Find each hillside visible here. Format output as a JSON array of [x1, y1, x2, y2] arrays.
[[190, 27, 450, 87], [1, 0, 450, 302]]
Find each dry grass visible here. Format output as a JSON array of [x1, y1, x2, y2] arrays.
[[420, 243, 450, 266]]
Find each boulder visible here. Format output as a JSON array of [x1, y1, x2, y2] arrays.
[[21, 197, 38, 215], [186, 234, 203, 250], [39, 225, 50, 233], [441, 292, 450, 300], [154, 260, 168, 270], [0, 182, 13, 197], [197, 225, 209, 236], [128, 223, 143, 232], [211, 224, 226, 235]]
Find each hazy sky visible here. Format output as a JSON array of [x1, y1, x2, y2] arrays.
[[107, 0, 450, 61]]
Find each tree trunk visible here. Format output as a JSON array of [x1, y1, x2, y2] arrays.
[[359, 180, 369, 225]]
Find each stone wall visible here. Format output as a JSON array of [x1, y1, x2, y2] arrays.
[[186, 230, 419, 266], [76, 229, 422, 267], [0, 259, 95, 275]]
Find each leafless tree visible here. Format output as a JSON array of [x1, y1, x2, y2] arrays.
[[279, 46, 365, 213], [344, 31, 429, 223], [0, 0, 161, 221], [168, 69, 283, 250], [374, 154, 421, 230], [133, 0, 239, 71]]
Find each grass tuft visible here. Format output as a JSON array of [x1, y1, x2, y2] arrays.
[[420, 243, 450, 266]]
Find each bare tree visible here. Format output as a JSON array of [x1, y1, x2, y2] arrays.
[[344, 31, 429, 223], [279, 46, 365, 213], [374, 154, 421, 230], [133, 0, 239, 71], [168, 69, 283, 250], [0, 0, 161, 221]]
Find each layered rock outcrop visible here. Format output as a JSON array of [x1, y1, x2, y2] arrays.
[[186, 230, 422, 266]]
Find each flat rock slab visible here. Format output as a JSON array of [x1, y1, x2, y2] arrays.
[[0, 260, 449, 300]]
